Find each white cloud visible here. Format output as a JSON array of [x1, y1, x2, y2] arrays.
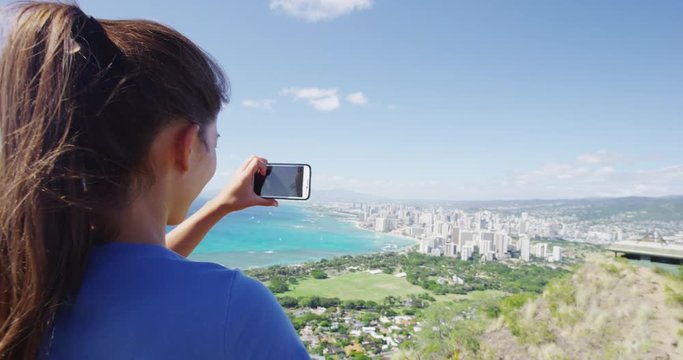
[[507, 151, 683, 198], [269, 0, 372, 22], [346, 91, 368, 106], [281, 87, 340, 111], [298, 156, 683, 200], [284, 87, 336, 98], [576, 149, 619, 165], [309, 96, 340, 111], [241, 99, 274, 110]]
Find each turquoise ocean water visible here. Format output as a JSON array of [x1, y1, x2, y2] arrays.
[[180, 202, 416, 269]]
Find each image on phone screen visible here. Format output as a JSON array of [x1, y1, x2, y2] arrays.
[[254, 164, 311, 200]]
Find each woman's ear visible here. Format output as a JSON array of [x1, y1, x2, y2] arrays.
[[175, 123, 200, 173]]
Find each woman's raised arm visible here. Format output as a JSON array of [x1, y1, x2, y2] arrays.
[[166, 156, 278, 256]]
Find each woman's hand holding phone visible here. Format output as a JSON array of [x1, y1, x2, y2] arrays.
[[166, 156, 277, 257], [211, 155, 279, 214]]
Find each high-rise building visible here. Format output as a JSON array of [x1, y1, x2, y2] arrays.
[[410, 226, 424, 237], [375, 217, 392, 232], [445, 242, 457, 257], [480, 231, 495, 242], [441, 222, 450, 237], [480, 240, 493, 261], [494, 233, 509, 257], [433, 237, 445, 249], [533, 243, 548, 259], [520, 235, 530, 261], [461, 231, 475, 244], [419, 239, 431, 254], [420, 213, 433, 226], [461, 242, 474, 260], [552, 246, 562, 262], [451, 227, 462, 248]]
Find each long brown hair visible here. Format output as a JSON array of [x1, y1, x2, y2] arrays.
[[0, 2, 228, 358]]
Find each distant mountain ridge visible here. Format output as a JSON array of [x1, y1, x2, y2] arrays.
[[308, 190, 683, 221], [198, 188, 683, 221]]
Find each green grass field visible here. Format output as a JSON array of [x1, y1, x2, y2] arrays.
[[283, 272, 428, 302]]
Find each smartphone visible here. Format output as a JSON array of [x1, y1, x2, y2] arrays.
[[253, 163, 311, 200]]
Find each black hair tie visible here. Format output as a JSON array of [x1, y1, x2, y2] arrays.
[[72, 15, 127, 119]]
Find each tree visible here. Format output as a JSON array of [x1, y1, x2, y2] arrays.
[[402, 308, 417, 316], [278, 296, 299, 308], [360, 312, 380, 325], [268, 277, 289, 293], [298, 296, 322, 308], [382, 295, 399, 307], [311, 269, 328, 279], [319, 297, 341, 308]]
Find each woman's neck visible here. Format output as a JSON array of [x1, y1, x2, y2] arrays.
[[115, 185, 168, 246]]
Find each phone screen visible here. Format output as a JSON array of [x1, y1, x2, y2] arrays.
[[254, 165, 305, 198]]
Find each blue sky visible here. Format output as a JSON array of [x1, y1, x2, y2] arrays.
[[6, 1, 682, 200]]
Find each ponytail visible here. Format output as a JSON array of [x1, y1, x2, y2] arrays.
[[0, 2, 228, 358]]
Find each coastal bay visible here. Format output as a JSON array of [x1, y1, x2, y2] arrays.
[[184, 202, 416, 269]]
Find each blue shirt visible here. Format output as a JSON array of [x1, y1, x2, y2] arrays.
[[40, 242, 310, 359]]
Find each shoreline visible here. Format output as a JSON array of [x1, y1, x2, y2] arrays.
[[310, 205, 420, 243], [191, 242, 418, 270], [310, 206, 420, 252], [349, 219, 420, 249], [306, 206, 421, 258], [191, 206, 420, 270]]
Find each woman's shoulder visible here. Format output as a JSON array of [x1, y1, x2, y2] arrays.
[[168, 257, 309, 358], [84, 242, 309, 358], [222, 267, 310, 359], [85, 242, 249, 305]]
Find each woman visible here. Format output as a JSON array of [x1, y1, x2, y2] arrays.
[[0, 2, 309, 359]]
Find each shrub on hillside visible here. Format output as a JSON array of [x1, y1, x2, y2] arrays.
[[311, 269, 328, 279]]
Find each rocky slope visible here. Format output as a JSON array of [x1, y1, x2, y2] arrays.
[[481, 255, 683, 359]]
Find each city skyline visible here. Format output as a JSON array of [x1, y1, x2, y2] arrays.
[[23, 0, 683, 200], [323, 197, 682, 266]]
